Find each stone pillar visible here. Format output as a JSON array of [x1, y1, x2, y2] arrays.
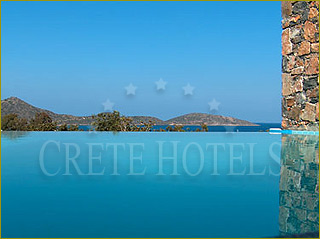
[[281, 1, 319, 131]]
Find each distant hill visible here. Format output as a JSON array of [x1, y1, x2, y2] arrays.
[[129, 116, 165, 125], [1, 97, 93, 125], [1, 97, 259, 126], [165, 113, 259, 126]]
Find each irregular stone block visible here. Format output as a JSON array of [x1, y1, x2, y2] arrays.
[[311, 43, 319, 53], [286, 97, 295, 107], [294, 77, 304, 92], [308, 7, 319, 20], [282, 1, 293, 18], [305, 54, 319, 75], [292, 1, 308, 15], [288, 106, 301, 121], [295, 92, 306, 105], [301, 102, 316, 121], [290, 25, 304, 44], [298, 41, 310, 56], [282, 28, 293, 55], [306, 86, 319, 98], [303, 76, 319, 91], [283, 73, 294, 96], [291, 66, 304, 75], [304, 21, 317, 42]]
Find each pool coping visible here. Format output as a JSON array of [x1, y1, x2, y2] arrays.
[[269, 128, 319, 135]]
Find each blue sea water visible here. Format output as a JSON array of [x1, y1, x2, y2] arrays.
[[1, 132, 318, 238], [78, 123, 281, 132]]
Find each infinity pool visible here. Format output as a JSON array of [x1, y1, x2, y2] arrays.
[[1, 132, 318, 238]]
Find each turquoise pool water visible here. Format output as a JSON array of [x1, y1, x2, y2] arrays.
[[1, 132, 318, 238]]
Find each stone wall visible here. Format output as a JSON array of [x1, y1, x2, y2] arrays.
[[281, 1, 319, 131]]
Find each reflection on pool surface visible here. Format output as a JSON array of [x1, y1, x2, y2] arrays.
[[279, 134, 319, 237], [1, 132, 318, 238]]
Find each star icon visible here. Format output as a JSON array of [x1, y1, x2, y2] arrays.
[[208, 98, 220, 111], [102, 99, 114, 111], [125, 83, 137, 95], [155, 78, 167, 90], [182, 83, 195, 96]]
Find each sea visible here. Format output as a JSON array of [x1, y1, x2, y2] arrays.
[[79, 123, 281, 132]]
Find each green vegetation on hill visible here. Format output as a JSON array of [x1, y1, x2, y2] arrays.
[[1, 113, 29, 131], [28, 112, 57, 131], [129, 116, 165, 125], [92, 111, 155, 132], [1, 110, 210, 132], [1, 112, 80, 131]]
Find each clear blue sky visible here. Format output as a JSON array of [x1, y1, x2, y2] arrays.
[[1, 1, 282, 123]]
